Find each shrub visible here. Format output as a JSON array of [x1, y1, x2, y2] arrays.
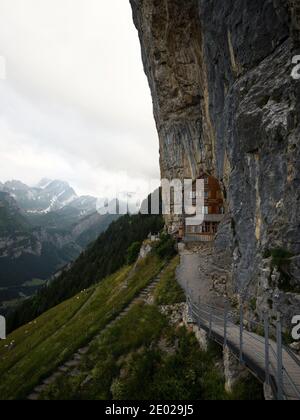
[[267, 248, 298, 293], [250, 297, 257, 312], [154, 234, 176, 260], [126, 242, 142, 265], [229, 375, 264, 400], [154, 256, 185, 306], [269, 248, 293, 267]]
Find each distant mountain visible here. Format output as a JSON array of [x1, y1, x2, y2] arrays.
[[27, 196, 98, 231], [0, 193, 79, 308], [0, 181, 120, 312], [36, 178, 53, 189], [0, 192, 30, 235], [0, 178, 100, 229], [1, 179, 79, 214]]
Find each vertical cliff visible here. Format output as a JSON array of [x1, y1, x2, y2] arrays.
[[131, 0, 300, 326]]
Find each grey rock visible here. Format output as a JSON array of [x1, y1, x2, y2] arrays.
[[223, 345, 249, 394], [130, 0, 300, 329], [290, 341, 300, 352]]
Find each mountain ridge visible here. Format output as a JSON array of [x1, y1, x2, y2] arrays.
[[0, 178, 96, 216], [0, 181, 119, 312]]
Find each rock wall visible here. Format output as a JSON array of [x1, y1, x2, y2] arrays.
[[130, 0, 300, 326]]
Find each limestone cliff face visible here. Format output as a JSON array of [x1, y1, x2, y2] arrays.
[[131, 0, 300, 325]]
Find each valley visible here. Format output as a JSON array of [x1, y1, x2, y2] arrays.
[[0, 180, 119, 313]]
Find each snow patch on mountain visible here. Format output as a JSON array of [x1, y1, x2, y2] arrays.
[[1, 179, 98, 216]]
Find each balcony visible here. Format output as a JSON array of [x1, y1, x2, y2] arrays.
[[183, 234, 215, 243], [185, 214, 224, 225], [203, 214, 224, 222]]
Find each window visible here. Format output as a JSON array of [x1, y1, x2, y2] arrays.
[[197, 225, 203, 233], [212, 222, 218, 234], [201, 206, 209, 215], [202, 222, 211, 233], [187, 226, 197, 234]]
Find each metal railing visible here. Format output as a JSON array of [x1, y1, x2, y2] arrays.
[[183, 235, 215, 243], [203, 214, 225, 222], [186, 296, 300, 401]]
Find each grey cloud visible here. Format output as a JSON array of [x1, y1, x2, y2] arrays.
[[0, 0, 160, 197]]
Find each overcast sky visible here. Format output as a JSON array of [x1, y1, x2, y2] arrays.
[[0, 0, 160, 199]]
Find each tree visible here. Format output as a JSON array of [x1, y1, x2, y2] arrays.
[[127, 242, 142, 265]]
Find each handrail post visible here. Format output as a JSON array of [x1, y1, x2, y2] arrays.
[[209, 308, 213, 338], [276, 313, 284, 400], [264, 312, 270, 386], [224, 304, 228, 347], [239, 303, 244, 364], [196, 296, 200, 327], [187, 295, 191, 322]]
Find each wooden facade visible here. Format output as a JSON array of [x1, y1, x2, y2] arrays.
[[181, 175, 224, 241]]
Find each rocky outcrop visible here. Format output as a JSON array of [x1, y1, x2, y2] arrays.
[[131, 0, 300, 328], [223, 345, 249, 394], [138, 241, 153, 260]]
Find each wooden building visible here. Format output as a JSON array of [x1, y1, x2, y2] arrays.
[[181, 175, 225, 242]]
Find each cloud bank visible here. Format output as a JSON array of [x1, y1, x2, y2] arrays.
[[0, 0, 160, 198]]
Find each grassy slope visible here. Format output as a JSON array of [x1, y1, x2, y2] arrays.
[[0, 255, 164, 400], [8, 214, 164, 333], [153, 256, 185, 306], [39, 256, 228, 400], [0, 254, 263, 400]]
